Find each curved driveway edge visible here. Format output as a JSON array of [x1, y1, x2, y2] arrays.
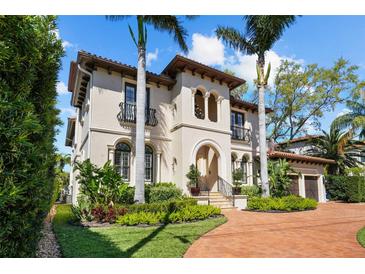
[[184, 202, 365, 258]]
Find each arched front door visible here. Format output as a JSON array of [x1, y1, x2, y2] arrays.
[[195, 145, 220, 192]]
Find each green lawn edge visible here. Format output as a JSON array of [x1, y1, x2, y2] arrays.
[[356, 226, 365, 248], [53, 204, 227, 258]]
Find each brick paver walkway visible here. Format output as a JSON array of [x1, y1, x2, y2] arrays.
[[184, 202, 365, 257]]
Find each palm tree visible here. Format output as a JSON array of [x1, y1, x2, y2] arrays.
[[216, 16, 297, 197], [306, 125, 363, 175], [106, 16, 190, 203], [332, 98, 365, 139]]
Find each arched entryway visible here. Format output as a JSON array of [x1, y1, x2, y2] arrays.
[[195, 145, 220, 192]]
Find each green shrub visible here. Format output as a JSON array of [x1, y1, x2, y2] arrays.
[[344, 176, 365, 202], [148, 182, 183, 203], [74, 160, 125, 205], [0, 16, 63, 257], [117, 212, 167, 226], [71, 195, 93, 222], [127, 198, 197, 214], [116, 204, 221, 226], [90, 204, 128, 223], [241, 185, 261, 198], [117, 184, 135, 204], [168, 205, 221, 223], [247, 195, 317, 212], [326, 175, 365, 202], [268, 159, 296, 197]]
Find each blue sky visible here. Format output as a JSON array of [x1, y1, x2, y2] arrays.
[[56, 15, 365, 155]]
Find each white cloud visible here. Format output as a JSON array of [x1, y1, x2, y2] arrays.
[[225, 50, 304, 87], [57, 81, 68, 95], [52, 28, 74, 49], [146, 48, 159, 67], [187, 33, 225, 66], [60, 107, 76, 117], [336, 108, 352, 118], [186, 33, 304, 88]]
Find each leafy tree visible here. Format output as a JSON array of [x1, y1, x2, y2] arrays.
[[306, 124, 363, 175], [0, 16, 63, 257], [53, 153, 71, 203], [268, 159, 296, 197], [268, 59, 363, 142], [106, 16, 192, 203], [216, 15, 297, 197], [232, 168, 244, 187], [224, 69, 249, 99]]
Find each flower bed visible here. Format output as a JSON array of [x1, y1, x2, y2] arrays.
[[247, 195, 318, 212]]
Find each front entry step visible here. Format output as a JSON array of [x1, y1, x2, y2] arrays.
[[193, 192, 236, 209]]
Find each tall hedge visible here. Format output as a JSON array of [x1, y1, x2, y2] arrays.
[[0, 16, 63, 257], [325, 176, 365, 202]]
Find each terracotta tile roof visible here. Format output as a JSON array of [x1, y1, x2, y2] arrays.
[[230, 96, 273, 113], [161, 55, 246, 90], [277, 135, 322, 145], [268, 150, 335, 165]]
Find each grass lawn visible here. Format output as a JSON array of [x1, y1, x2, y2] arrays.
[[357, 227, 365, 248], [53, 204, 226, 258]]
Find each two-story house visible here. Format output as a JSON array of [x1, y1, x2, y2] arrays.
[[66, 51, 331, 205]]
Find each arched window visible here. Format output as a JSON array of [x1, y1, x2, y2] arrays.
[[241, 156, 248, 184], [194, 90, 205, 119], [115, 142, 131, 181], [145, 145, 153, 182], [208, 94, 217, 122]]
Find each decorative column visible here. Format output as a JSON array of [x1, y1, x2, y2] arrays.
[[216, 96, 224, 122], [156, 152, 161, 183], [108, 145, 115, 163], [204, 92, 210, 120], [191, 88, 197, 116], [299, 174, 306, 198]]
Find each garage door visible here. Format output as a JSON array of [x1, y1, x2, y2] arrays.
[[304, 176, 319, 201], [288, 175, 300, 195]]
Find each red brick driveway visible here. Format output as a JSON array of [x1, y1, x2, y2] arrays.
[[184, 202, 365, 257]]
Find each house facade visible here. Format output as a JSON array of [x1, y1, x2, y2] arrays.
[[66, 51, 330, 205]]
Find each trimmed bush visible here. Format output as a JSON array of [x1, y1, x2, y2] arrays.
[[241, 185, 261, 198], [168, 205, 221, 223], [116, 205, 221, 226], [127, 198, 197, 214], [147, 182, 183, 203], [247, 195, 317, 212], [117, 184, 135, 204], [0, 16, 63, 257], [326, 175, 365, 202]]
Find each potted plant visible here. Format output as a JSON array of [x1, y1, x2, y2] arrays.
[[186, 164, 201, 196], [232, 168, 243, 195]]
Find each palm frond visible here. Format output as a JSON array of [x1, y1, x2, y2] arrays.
[[244, 16, 297, 54], [216, 26, 256, 54], [143, 16, 189, 52]]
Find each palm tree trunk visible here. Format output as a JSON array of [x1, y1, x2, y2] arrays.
[[134, 45, 146, 203], [257, 56, 270, 197]]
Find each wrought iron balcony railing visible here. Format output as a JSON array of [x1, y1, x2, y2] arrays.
[[117, 102, 158, 127], [231, 126, 251, 142]]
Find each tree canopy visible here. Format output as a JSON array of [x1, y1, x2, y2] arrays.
[[267, 59, 363, 142]]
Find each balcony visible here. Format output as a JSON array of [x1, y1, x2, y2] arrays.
[[231, 126, 251, 143], [117, 102, 158, 127]]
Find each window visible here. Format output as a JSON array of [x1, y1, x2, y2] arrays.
[[241, 156, 248, 184], [114, 142, 131, 181], [124, 83, 150, 109], [231, 111, 244, 127], [145, 145, 153, 182], [194, 90, 205, 119], [208, 94, 217, 122]]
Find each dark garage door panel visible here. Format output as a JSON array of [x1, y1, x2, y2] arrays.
[[289, 175, 299, 195], [305, 176, 319, 201]]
